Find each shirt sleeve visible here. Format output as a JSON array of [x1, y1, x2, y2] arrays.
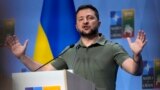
[[112, 43, 130, 66], [51, 56, 68, 70]]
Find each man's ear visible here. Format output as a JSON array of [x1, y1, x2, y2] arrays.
[[98, 21, 101, 27]]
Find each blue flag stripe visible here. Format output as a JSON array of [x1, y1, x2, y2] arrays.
[[40, 0, 79, 57]]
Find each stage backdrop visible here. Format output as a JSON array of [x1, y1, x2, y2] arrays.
[[0, 0, 160, 90]]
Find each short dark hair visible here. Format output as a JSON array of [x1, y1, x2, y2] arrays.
[[76, 4, 99, 20]]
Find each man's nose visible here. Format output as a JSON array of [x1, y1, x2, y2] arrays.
[[83, 18, 89, 24]]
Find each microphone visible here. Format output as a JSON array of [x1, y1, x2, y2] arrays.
[[34, 44, 75, 71]]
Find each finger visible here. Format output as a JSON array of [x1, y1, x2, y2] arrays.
[[139, 31, 146, 42], [139, 30, 144, 40], [5, 35, 14, 48], [12, 35, 16, 45], [136, 30, 141, 40], [6, 35, 14, 47], [127, 37, 132, 45], [142, 39, 147, 47], [13, 35, 20, 45], [5, 35, 10, 46], [142, 32, 146, 43], [23, 39, 29, 48]]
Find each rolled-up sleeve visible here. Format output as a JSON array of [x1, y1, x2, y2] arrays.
[[51, 57, 68, 70], [112, 43, 130, 66]]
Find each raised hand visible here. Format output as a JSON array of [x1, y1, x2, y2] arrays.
[[5, 35, 28, 58], [127, 30, 147, 55]]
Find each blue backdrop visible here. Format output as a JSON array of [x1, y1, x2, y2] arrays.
[[0, 0, 160, 90]]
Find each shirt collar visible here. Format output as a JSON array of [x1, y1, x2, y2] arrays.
[[75, 33, 107, 48]]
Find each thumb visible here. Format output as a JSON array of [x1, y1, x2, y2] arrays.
[[23, 39, 29, 48], [127, 37, 132, 45]]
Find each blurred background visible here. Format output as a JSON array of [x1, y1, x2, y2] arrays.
[[0, 0, 160, 90]]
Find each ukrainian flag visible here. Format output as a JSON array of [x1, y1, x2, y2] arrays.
[[33, 0, 79, 64]]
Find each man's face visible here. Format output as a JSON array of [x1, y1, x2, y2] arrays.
[[76, 8, 100, 37]]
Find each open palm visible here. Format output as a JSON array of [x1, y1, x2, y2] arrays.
[[127, 30, 147, 55], [5, 35, 28, 58]]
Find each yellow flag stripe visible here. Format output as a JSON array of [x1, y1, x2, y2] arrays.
[[33, 24, 53, 64]]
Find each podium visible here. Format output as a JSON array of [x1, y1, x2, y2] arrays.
[[12, 70, 95, 90]]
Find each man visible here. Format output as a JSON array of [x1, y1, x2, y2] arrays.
[[5, 4, 147, 90]]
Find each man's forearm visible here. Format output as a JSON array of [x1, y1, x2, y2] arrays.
[[133, 53, 142, 63], [19, 55, 56, 71], [19, 55, 43, 71], [133, 54, 143, 75]]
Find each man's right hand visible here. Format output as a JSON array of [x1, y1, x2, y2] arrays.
[[5, 35, 56, 71], [5, 35, 28, 59]]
